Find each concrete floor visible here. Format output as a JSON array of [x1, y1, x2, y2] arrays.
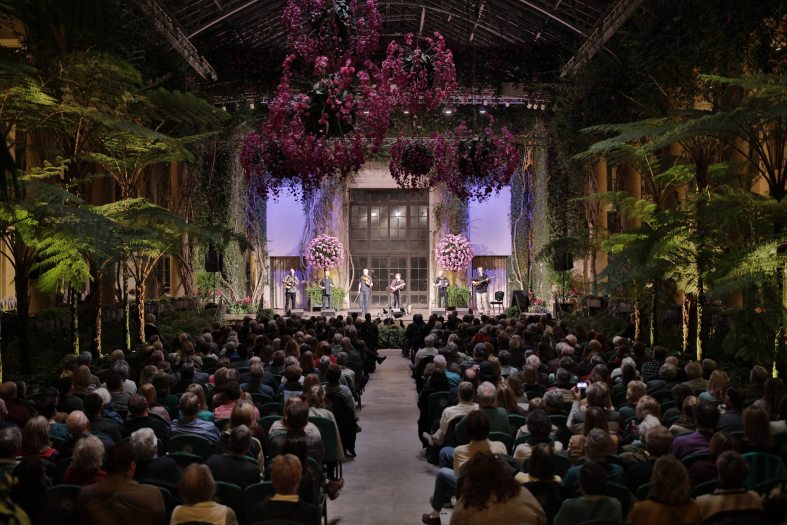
[[326, 349, 452, 525]]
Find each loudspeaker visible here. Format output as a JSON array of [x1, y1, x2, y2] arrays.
[[455, 308, 469, 316], [348, 309, 362, 317], [321, 308, 336, 317], [205, 248, 224, 273], [512, 290, 529, 311], [552, 252, 573, 272], [431, 309, 446, 316], [289, 309, 304, 319]]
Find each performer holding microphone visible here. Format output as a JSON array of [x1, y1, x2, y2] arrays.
[[433, 270, 449, 309], [358, 268, 373, 314], [388, 273, 406, 309], [282, 268, 299, 312]]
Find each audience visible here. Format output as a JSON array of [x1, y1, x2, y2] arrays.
[[63, 435, 106, 485], [696, 450, 765, 523], [554, 460, 622, 525], [252, 454, 321, 525], [629, 455, 702, 525]]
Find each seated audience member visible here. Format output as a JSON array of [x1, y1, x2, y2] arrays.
[[64, 435, 106, 485], [122, 394, 171, 443], [561, 428, 624, 496], [252, 454, 320, 525], [20, 416, 57, 460], [0, 382, 31, 426], [171, 392, 221, 444], [670, 394, 698, 435], [105, 372, 130, 415], [671, 400, 719, 459], [618, 380, 646, 424], [632, 395, 662, 440], [696, 450, 765, 523], [422, 410, 507, 525], [449, 452, 546, 525], [456, 382, 510, 442], [185, 383, 214, 422], [171, 463, 238, 525], [0, 427, 21, 483], [279, 365, 306, 404], [241, 362, 276, 398], [567, 406, 617, 464], [773, 396, 787, 434], [77, 442, 165, 525], [516, 442, 561, 484], [629, 455, 702, 525], [567, 382, 620, 435], [137, 383, 171, 424], [624, 425, 672, 492], [554, 460, 622, 525], [305, 385, 346, 459], [129, 427, 180, 495], [324, 364, 359, 429], [687, 431, 740, 486], [743, 404, 775, 453], [514, 409, 564, 462], [699, 370, 729, 404], [715, 384, 745, 433], [213, 381, 258, 421], [83, 392, 121, 443], [206, 424, 261, 488], [423, 381, 478, 447], [681, 361, 708, 395]]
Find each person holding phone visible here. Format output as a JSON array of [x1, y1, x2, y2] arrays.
[[566, 382, 621, 435]]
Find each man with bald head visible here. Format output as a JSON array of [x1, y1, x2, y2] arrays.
[[60, 410, 114, 457]]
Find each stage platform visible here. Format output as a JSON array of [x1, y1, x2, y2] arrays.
[[267, 307, 547, 325]]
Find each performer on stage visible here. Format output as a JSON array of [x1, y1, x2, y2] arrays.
[[282, 268, 299, 312], [472, 266, 491, 314], [388, 273, 406, 309], [358, 268, 373, 314], [319, 270, 334, 309], [433, 270, 449, 309]]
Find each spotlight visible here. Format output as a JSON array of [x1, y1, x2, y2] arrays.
[[221, 105, 227, 112], [479, 108, 487, 114], [527, 102, 533, 109], [403, 110, 410, 115], [249, 102, 255, 110], [505, 102, 510, 108], [540, 104, 546, 111], [444, 108, 453, 115], [363, 110, 370, 115]]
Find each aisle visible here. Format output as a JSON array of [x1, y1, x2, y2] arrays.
[[326, 349, 445, 525]]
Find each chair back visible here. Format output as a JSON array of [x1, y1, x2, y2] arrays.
[[508, 414, 527, 436], [691, 479, 718, 497], [46, 484, 80, 523], [441, 415, 464, 448], [260, 401, 283, 417], [215, 482, 245, 524], [168, 433, 213, 459], [258, 415, 282, 437], [635, 482, 652, 501], [489, 431, 515, 455], [214, 418, 230, 431], [743, 452, 787, 490], [494, 291, 504, 301], [245, 481, 275, 524], [427, 392, 453, 431], [157, 486, 176, 524], [308, 416, 341, 464], [523, 481, 561, 523], [251, 393, 273, 408], [605, 483, 634, 518], [681, 451, 711, 469]]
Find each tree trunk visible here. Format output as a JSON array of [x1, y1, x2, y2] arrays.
[[650, 280, 658, 347], [13, 268, 31, 374], [137, 282, 146, 343], [633, 300, 641, 342], [682, 295, 691, 354], [696, 275, 705, 361], [123, 264, 131, 353], [71, 289, 79, 355], [95, 271, 103, 358]]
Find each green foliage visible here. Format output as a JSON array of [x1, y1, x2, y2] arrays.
[[505, 306, 520, 318], [155, 309, 217, 347], [447, 285, 470, 308], [378, 325, 405, 349], [306, 285, 347, 309], [306, 286, 323, 307]]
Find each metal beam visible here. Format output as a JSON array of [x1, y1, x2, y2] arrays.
[[135, 0, 218, 81], [512, 0, 587, 37], [561, 0, 644, 76], [188, 0, 262, 39]]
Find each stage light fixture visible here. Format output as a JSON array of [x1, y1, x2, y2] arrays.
[[444, 108, 453, 115], [540, 104, 546, 110], [221, 105, 227, 112], [249, 102, 255, 110], [527, 102, 533, 109]]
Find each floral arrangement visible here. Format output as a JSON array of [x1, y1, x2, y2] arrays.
[[305, 234, 345, 269], [228, 296, 257, 314], [434, 234, 474, 272], [382, 32, 457, 113], [241, 0, 457, 199], [389, 135, 435, 189]]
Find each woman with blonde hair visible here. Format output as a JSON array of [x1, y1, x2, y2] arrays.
[[305, 384, 345, 459], [629, 455, 701, 525], [138, 383, 170, 423], [699, 370, 729, 404], [496, 381, 525, 415], [171, 464, 238, 525], [69, 365, 94, 397], [619, 380, 647, 423], [567, 406, 618, 463], [21, 416, 57, 460], [185, 383, 214, 421]]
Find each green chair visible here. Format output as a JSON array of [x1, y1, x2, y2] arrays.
[[743, 452, 787, 490], [508, 414, 527, 436], [651, 389, 673, 404], [215, 482, 245, 524], [168, 433, 213, 459], [308, 416, 342, 479], [691, 479, 718, 497], [426, 391, 453, 431], [489, 431, 515, 455], [604, 483, 634, 518], [46, 484, 80, 523], [244, 481, 275, 524], [636, 482, 652, 501], [258, 415, 282, 436], [681, 451, 711, 469], [260, 401, 283, 417], [514, 433, 531, 449], [157, 486, 177, 524], [660, 399, 678, 412], [214, 418, 230, 431], [251, 393, 273, 408], [552, 454, 571, 477]]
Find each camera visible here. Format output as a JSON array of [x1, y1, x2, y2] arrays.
[[576, 381, 588, 390]]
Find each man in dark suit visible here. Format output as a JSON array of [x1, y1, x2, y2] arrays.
[[121, 395, 171, 444], [252, 453, 320, 525], [320, 270, 334, 309], [206, 425, 261, 488]]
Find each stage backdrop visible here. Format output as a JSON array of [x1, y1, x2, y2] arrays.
[[468, 187, 512, 256], [266, 192, 307, 256]]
